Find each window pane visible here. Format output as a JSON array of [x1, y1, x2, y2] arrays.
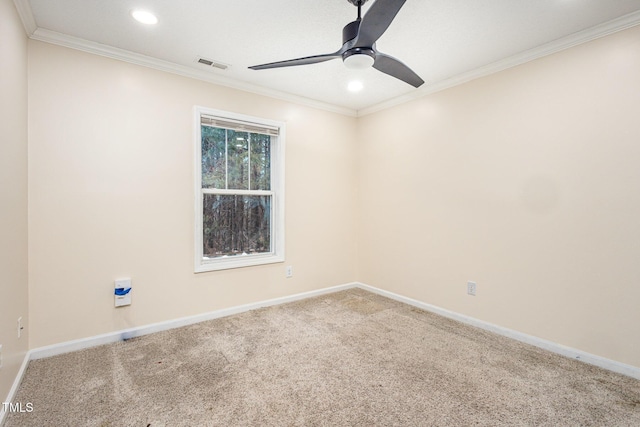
[[227, 130, 249, 190], [201, 126, 226, 189], [203, 194, 271, 258], [250, 133, 271, 190]]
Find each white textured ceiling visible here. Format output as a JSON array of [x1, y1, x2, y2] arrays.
[[20, 0, 640, 115]]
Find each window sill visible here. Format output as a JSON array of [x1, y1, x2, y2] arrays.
[[195, 253, 284, 273]]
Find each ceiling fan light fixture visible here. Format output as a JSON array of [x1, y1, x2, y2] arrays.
[[343, 49, 375, 69]]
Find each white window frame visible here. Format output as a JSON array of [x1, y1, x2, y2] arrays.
[[194, 106, 285, 272]]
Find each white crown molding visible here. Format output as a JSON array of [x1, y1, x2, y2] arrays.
[[12, 0, 37, 35], [29, 28, 358, 118], [358, 9, 640, 117], [15, 4, 640, 117]]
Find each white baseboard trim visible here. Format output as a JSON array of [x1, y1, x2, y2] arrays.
[[29, 282, 358, 361], [0, 350, 30, 426], [8, 279, 638, 415], [10, 286, 362, 423], [355, 282, 640, 380]]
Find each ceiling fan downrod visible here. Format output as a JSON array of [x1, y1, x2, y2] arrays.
[[347, 0, 369, 20]]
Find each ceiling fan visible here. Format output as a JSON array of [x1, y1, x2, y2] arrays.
[[249, 0, 424, 88]]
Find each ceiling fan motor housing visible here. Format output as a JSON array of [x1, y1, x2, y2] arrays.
[[342, 19, 360, 45], [342, 18, 375, 68]]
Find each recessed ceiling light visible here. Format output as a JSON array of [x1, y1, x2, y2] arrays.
[[347, 81, 364, 92], [131, 10, 158, 25]]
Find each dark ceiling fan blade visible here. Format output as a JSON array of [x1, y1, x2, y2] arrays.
[[373, 52, 424, 87], [354, 0, 407, 47], [249, 52, 341, 70]]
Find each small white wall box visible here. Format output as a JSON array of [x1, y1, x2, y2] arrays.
[[114, 279, 132, 307]]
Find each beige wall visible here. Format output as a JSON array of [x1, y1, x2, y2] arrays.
[[357, 25, 640, 368], [0, 0, 29, 402], [27, 41, 358, 348]]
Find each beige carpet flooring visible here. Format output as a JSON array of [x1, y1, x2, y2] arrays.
[[4, 288, 640, 426]]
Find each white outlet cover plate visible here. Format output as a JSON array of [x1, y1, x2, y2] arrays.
[[467, 281, 477, 296]]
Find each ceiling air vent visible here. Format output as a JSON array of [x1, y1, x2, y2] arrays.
[[195, 56, 229, 70]]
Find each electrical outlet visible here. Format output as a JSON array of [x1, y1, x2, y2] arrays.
[[17, 317, 23, 338], [467, 281, 477, 296], [285, 266, 293, 278]]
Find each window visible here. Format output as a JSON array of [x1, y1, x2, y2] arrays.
[[194, 107, 285, 272]]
